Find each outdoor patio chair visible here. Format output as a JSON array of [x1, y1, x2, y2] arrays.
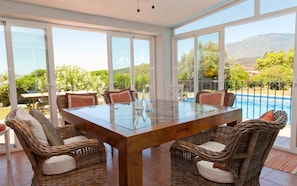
[[170, 110, 287, 186], [5, 108, 107, 186], [195, 89, 236, 126], [103, 88, 138, 104], [195, 89, 236, 107], [56, 92, 98, 125]]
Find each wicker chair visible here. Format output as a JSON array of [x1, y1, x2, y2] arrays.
[[195, 90, 236, 127], [103, 89, 138, 104], [170, 110, 287, 186], [5, 108, 107, 186], [195, 90, 236, 107], [56, 92, 98, 125]]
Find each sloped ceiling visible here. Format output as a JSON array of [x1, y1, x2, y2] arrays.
[[10, 0, 241, 28]]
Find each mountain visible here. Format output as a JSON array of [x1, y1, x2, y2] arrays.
[[225, 33, 294, 64]]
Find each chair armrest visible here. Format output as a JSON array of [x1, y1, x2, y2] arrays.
[[174, 140, 238, 163], [55, 125, 83, 139], [33, 138, 105, 158]]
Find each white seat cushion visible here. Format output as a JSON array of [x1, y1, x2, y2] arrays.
[[196, 141, 233, 183], [43, 135, 89, 175], [63, 135, 88, 144], [197, 160, 234, 183], [43, 155, 76, 175], [198, 141, 226, 152]]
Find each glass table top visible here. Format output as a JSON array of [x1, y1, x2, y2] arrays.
[[66, 100, 220, 130]]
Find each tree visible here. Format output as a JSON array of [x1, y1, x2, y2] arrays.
[[198, 42, 219, 79], [254, 50, 293, 90], [225, 61, 249, 89], [178, 50, 194, 80], [55, 65, 105, 93], [114, 73, 130, 89], [256, 50, 294, 70], [251, 65, 292, 90]]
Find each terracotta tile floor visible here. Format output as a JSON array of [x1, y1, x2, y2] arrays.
[[1, 141, 297, 186]]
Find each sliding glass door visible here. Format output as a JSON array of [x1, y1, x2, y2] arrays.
[[109, 33, 153, 99]]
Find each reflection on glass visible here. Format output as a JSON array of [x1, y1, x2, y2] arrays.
[[197, 32, 219, 91]]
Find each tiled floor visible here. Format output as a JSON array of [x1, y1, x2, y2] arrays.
[[1, 141, 297, 186]]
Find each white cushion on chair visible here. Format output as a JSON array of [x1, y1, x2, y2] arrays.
[[197, 160, 234, 183], [15, 108, 49, 145], [63, 135, 88, 144], [43, 135, 89, 175], [196, 141, 233, 183], [43, 155, 76, 175], [198, 141, 225, 152]]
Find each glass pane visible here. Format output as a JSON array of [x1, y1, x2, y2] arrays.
[[175, 0, 253, 35], [197, 33, 219, 91], [177, 38, 194, 100], [134, 39, 150, 99], [260, 0, 297, 14], [112, 37, 131, 89], [225, 15, 295, 149], [0, 25, 15, 151], [0, 25, 9, 121], [11, 26, 50, 117], [52, 27, 108, 106]]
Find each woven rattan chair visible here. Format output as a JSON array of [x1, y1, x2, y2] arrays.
[[103, 89, 138, 104], [170, 110, 287, 186], [5, 108, 107, 186], [56, 92, 98, 125], [195, 90, 236, 127], [195, 90, 236, 107]]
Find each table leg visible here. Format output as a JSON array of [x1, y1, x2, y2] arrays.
[[118, 150, 143, 186]]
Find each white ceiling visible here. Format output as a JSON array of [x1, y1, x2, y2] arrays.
[[11, 0, 240, 28]]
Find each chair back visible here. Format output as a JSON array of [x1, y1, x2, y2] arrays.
[[103, 89, 137, 104], [167, 84, 184, 101], [57, 92, 98, 124], [195, 90, 235, 107], [5, 109, 40, 170], [224, 110, 287, 185]]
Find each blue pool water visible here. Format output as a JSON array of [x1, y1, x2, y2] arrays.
[[186, 94, 292, 124]]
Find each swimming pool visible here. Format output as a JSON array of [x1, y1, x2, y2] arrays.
[[186, 94, 292, 124]]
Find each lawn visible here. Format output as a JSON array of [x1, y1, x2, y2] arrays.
[[0, 106, 12, 121]]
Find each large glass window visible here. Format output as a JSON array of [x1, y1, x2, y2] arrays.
[[176, 38, 194, 98], [197, 33, 220, 92], [260, 0, 297, 14], [134, 39, 151, 98], [111, 36, 131, 89], [175, 0, 253, 35], [109, 35, 153, 99], [11, 26, 50, 116], [225, 14, 295, 149], [0, 25, 9, 121], [52, 28, 108, 104]]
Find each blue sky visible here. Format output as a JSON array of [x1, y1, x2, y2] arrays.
[[225, 13, 295, 43]]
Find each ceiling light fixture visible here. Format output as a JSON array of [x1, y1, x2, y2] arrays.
[[137, 0, 156, 13]]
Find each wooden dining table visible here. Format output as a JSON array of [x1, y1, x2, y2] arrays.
[[62, 99, 242, 186]]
